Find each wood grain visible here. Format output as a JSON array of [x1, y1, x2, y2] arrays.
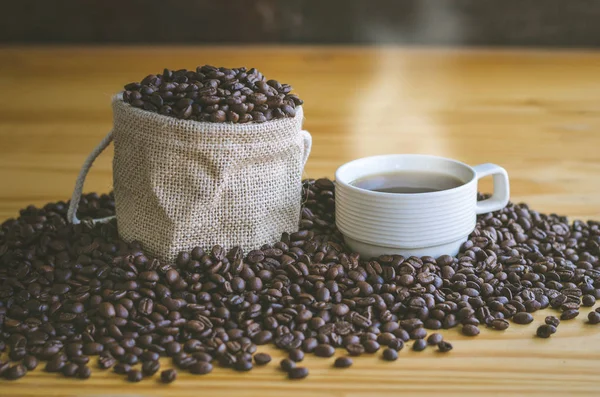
[[1, 46, 600, 396]]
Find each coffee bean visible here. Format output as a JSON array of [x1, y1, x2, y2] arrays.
[[254, 353, 271, 365], [545, 316, 560, 327], [382, 348, 398, 361], [490, 319, 510, 330], [234, 359, 253, 372], [77, 365, 91, 379], [410, 328, 428, 340], [288, 367, 309, 379], [113, 363, 131, 375], [561, 309, 580, 320], [536, 324, 556, 338], [582, 295, 596, 307], [127, 369, 143, 382], [346, 343, 365, 356], [513, 312, 534, 324], [142, 360, 160, 376], [123, 66, 303, 123], [280, 358, 296, 372], [5, 364, 27, 380], [588, 311, 600, 324], [427, 333, 443, 345], [45, 356, 66, 372], [161, 369, 177, 383], [314, 344, 335, 357], [22, 355, 38, 371], [363, 340, 381, 354], [189, 361, 212, 375], [412, 339, 427, 351], [334, 357, 353, 368], [437, 341, 453, 353], [98, 353, 117, 369], [192, 352, 213, 362], [289, 349, 304, 362], [62, 363, 79, 377], [388, 339, 404, 351], [462, 324, 480, 337]]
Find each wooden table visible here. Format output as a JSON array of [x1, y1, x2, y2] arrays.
[[1, 46, 600, 396]]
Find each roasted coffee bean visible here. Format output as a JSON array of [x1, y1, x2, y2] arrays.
[[62, 363, 79, 377], [588, 311, 600, 324], [161, 369, 177, 383], [98, 353, 117, 369], [462, 324, 480, 337], [346, 343, 365, 356], [582, 295, 596, 307], [545, 316, 560, 327], [334, 357, 353, 368], [513, 312, 534, 324], [426, 333, 443, 345], [490, 319, 510, 330], [22, 355, 38, 371], [45, 356, 66, 372], [388, 339, 404, 351], [5, 364, 27, 380], [363, 340, 381, 354], [409, 328, 428, 340], [78, 365, 92, 379], [412, 339, 427, 352], [234, 359, 253, 372], [289, 349, 304, 362], [437, 341, 453, 353], [123, 66, 303, 123], [561, 309, 579, 320], [536, 324, 556, 338], [254, 353, 272, 365], [142, 360, 160, 376], [113, 363, 131, 375], [314, 344, 335, 357], [288, 367, 309, 379], [127, 369, 143, 382], [382, 348, 398, 361], [189, 361, 212, 375], [280, 358, 296, 372]]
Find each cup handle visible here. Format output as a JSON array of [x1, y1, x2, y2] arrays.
[[300, 130, 312, 167], [473, 163, 510, 214]]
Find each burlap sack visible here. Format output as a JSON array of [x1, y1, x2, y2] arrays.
[[67, 94, 311, 263]]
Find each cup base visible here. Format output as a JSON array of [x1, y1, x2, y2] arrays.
[[343, 235, 468, 259]]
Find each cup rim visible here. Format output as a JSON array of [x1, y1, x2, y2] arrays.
[[335, 154, 476, 198]]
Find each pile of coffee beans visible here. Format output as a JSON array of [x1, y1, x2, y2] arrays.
[[121, 65, 303, 123], [1, 179, 599, 382]]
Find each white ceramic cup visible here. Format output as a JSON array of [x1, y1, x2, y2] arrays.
[[335, 154, 510, 258]]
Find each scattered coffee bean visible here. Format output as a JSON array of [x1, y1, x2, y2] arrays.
[[545, 316, 560, 327], [513, 312, 534, 325], [254, 353, 272, 366], [561, 309, 580, 320], [382, 348, 398, 361], [427, 333, 443, 345], [289, 349, 305, 362], [161, 369, 177, 384], [588, 311, 600, 324], [462, 324, 480, 337], [62, 363, 79, 377], [22, 356, 38, 371], [582, 295, 596, 307], [334, 357, 353, 368], [189, 362, 213, 375], [536, 324, 556, 338], [127, 369, 143, 382], [437, 341, 453, 353], [388, 339, 404, 351], [280, 359, 296, 372], [142, 360, 160, 376], [234, 360, 253, 372], [2, 181, 600, 384], [5, 364, 27, 380], [78, 366, 92, 379], [412, 339, 427, 352], [314, 344, 335, 357], [288, 367, 309, 379]]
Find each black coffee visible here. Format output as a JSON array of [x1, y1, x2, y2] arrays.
[[350, 171, 463, 193]]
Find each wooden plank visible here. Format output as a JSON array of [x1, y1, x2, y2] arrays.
[[1, 46, 600, 396]]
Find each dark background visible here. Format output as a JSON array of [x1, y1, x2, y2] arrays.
[[3, 0, 600, 47]]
